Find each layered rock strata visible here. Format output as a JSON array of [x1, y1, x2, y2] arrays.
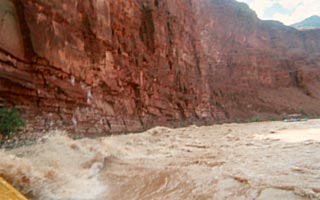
[[0, 0, 320, 134]]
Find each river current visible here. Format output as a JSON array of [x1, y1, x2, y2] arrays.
[[1, 120, 320, 200]]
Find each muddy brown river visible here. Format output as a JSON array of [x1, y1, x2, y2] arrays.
[[1, 120, 320, 200]]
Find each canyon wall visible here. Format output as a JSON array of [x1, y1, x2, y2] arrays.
[[0, 0, 320, 134]]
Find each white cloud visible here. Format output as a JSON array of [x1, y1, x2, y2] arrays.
[[237, 0, 320, 25], [249, 0, 274, 17], [277, 0, 301, 10], [272, 0, 320, 24]]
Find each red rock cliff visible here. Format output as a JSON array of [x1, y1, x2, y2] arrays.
[[0, 0, 320, 134]]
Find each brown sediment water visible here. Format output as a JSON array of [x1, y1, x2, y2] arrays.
[[1, 120, 320, 200]]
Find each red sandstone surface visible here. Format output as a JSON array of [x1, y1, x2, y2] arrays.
[[0, 0, 320, 134]]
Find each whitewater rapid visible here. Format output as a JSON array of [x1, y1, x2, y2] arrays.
[[0, 131, 109, 200], [1, 120, 320, 199]]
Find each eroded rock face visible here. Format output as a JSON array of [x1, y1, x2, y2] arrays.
[[0, 0, 320, 134]]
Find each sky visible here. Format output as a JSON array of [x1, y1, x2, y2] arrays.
[[236, 0, 320, 25]]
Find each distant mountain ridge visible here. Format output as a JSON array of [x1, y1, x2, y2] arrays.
[[291, 15, 320, 29]]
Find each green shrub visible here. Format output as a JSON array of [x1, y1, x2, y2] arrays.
[[168, 119, 177, 126], [299, 109, 308, 117], [0, 107, 25, 137], [247, 117, 261, 123]]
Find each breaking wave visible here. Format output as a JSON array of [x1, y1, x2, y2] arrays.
[[0, 131, 109, 200], [1, 120, 320, 200]]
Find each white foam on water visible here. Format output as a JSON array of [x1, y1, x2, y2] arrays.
[[0, 131, 109, 200], [266, 128, 320, 143], [2, 120, 320, 200]]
